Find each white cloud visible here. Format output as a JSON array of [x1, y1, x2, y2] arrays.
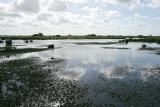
[[67, 0, 88, 4], [104, 10, 121, 17], [0, 0, 159, 35], [0, 2, 21, 18], [0, 11, 21, 18], [134, 21, 144, 26], [152, 17, 160, 20], [10, 0, 41, 13], [101, 0, 140, 5], [96, 0, 144, 10], [134, 13, 148, 18], [147, 0, 160, 8], [47, 0, 68, 12], [37, 12, 53, 21], [82, 6, 102, 14]]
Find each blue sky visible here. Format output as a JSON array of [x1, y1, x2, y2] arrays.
[[0, 0, 160, 36]]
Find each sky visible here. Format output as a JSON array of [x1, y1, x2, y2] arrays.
[[0, 0, 160, 36]]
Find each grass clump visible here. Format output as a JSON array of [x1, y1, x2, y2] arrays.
[[0, 48, 50, 56], [102, 47, 130, 50], [71, 42, 119, 45]]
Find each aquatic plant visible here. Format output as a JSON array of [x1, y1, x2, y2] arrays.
[[0, 58, 87, 106]]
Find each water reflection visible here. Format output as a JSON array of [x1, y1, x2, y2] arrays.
[[1, 40, 160, 106], [57, 67, 86, 80], [100, 66, 134, 79]]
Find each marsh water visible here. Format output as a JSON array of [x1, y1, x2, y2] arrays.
[[0, 39, 160, 106]]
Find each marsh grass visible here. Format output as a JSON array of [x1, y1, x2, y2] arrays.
[[102, 47, 130, 50], [70, 42, 119, 45], [0, 47, 4, 49], [139, 46, 160, 55], [0, 58, 88, 106], [139, 47, 160, 51], [0, 48, 50, 56]]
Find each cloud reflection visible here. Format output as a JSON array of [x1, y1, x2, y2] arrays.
[[57, 67, 86, 80], [100, 66, 134, 79]]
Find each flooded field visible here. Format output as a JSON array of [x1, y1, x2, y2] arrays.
[[0, 39, 160, 106]]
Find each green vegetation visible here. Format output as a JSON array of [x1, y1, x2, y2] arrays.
[[102, 47, 130, 49], [48, 44, 54, 48], [30, 40, 33, 42], [4, 39, 14, 52], [0, 47, 4, 50], [139, 47, 160, 51], [24, 40, 29, 43], [5, 39, 12, 46], [139, 44, 160, 51], [71, 42, 119, 45], [141, 44, 147, 48], [0, 48, 50, 56], [139, 44, 160, 55], [129, 36, 160, 44], [1, 35, 160, 44], [0, 39, 51, 56], [0, 58, 87, 106], [0, 35, 127, 40]]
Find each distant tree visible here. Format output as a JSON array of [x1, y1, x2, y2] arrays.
[[39, 33, 43, 36], [32, 33, 43, 36], [68, 34, 72, 36], [32, 34, 39, 36], [137, 35, 143, 38], [87, 34, 96, 37], [56, 35, 61, 37]]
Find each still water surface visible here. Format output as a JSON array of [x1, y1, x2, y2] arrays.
[[0, 39, 160, 106]]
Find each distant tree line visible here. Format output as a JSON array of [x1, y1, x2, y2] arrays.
[[0, 34, 160, 44]]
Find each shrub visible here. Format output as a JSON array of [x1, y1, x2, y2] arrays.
[[48, 44, 54, 49], [25, 40, 28, 43], [5, 39, 12, 46], [4, 39, 17, 52], [125, 39, 129, 44], [30, 40, 33, 42], [142, 44, 147, 48], [4, 46, 12, 52]]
